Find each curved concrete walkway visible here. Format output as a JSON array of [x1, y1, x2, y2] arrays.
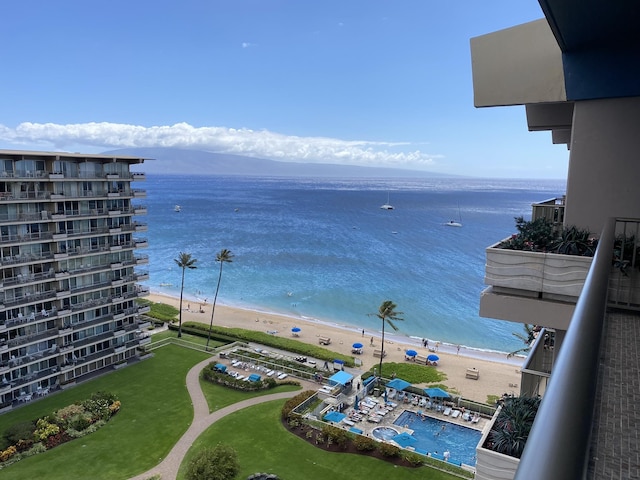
[[129, 357, 302, 480]]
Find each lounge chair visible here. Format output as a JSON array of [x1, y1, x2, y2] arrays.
[[451, 409, 461, 419], [471, 414, 480, 423], [419, 397, 427, 407], [387, 388, 396, 399], [397, 391, 405, 401], [443, 407, 452, 416]]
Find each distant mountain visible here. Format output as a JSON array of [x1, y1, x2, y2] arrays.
[[102, 147, 458, 178]]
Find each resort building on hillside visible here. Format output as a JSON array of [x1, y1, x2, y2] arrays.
[[0, 150, 150, 411], [471, 2, 639, 479]]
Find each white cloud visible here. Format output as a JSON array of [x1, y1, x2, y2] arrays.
[[0, 121, 441, 170], [241, 42, 255, 48]]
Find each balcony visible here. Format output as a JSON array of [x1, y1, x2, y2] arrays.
[[135, 255, 149, 265], [134, 222, 148, 232], [136, 272, 149, 282], [133, 205, 147, 215], [132, 172, 146, 181], [132, 189, 146, 198]]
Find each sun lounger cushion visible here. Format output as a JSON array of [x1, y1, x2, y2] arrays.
[[443, 407, 452, 416]]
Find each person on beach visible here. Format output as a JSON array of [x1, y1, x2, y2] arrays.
[[362, 329, 365, 336], [370, 337, 374, 346], [457, 344, 461, 355]]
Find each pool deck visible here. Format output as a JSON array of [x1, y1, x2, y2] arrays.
[[338, 395, 489, 437]]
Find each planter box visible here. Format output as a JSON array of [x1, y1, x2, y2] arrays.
[[485, 242, 593, 298], [113, 361, 127, 369], [475, 407, 520, 480]]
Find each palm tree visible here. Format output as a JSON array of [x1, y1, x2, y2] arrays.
[[174, 252, 198, 338], [369, 300, 403, 379], [507, 323, 536, 358], [206, 248, 234, 350]]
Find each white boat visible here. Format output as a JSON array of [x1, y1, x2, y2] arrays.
[[444, 220, 462, 227], [174, 205, 181, 212], [444, 204, 463, 227], [380, 193, 394, 210]]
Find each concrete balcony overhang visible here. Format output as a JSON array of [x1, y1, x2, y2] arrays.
[[480, 285, 574, 331], [471, 19, 566, 108]]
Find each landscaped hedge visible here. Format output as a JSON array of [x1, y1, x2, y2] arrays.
[[0, 391, 120, 469], [201, 363, 280, 391], [182, 322, 355, 367]]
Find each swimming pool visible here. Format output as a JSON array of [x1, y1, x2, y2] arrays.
[[371, 426, 400, 441], [393, 411, 481, 466]]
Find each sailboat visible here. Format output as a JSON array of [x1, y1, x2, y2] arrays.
[[380, 192, 394, 210], [444, 204, 463, 227]]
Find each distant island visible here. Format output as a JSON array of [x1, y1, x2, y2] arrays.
[[102, 147, 461, 178]]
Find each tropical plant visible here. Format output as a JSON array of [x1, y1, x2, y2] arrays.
[[369, 300, 403, 379], [499, 216, 556, 252], [551, 225, 597, 256], [206, 248, 234, 350], [613, 233, 639, 275], [174, 252, 198, 338], [185, 443, 240, 480], [486, 395, 541, 458], [507, 323, 536, 358], [498, 216, 596, 256]]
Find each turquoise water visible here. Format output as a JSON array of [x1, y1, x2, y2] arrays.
[[393, 410, 481, 466], [139, 175, 565, 353]]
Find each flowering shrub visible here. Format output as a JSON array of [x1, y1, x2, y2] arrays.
[[45, 431, 72, 449], [54, 404, 85, 424], [82, 391, 118, 421], [0, 445, 17, 462], [33, 418, 60, 442], [109, 400, 121, 414], [0, 391, 120, 468]]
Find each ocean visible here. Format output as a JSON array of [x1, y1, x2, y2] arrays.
[[138, 174, 566, 355]]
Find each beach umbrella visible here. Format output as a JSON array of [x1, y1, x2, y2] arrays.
[[424, 387, 451, 399], [354, 394, 359, 411], [427, 354, 440, 362], [352, 342, 363, 349], [405, 349, 418, 357], [291, 327, 301, 332], [387, 378, 411, 391]]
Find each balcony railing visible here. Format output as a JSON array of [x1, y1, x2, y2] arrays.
[[514, 218, 615, 479]]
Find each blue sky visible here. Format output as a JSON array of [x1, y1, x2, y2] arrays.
[[0, 1, 567, 178]]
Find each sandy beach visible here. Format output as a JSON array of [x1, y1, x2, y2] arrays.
[[148, 292, 523, 404]]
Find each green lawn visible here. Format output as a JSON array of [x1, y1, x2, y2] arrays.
[[177, 399, 460, 480], [0, 345, 208, 480], [199, 378, 300, 413]]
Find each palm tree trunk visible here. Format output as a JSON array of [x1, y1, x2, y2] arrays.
[[379, 323, 385, 379], [206, 262, 224, 349], [178, 268, 185, 338]]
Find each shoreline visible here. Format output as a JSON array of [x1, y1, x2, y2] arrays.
[[146, 290, 525, 403], [164, 288, 522, 365]]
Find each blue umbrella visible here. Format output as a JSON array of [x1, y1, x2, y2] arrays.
[[405, 349, 418, 357], [427, 354, 439, 362], [291, 327, 301, 332], [387, 378, 411, 391], [352, 342, 364, 349], [424, 387, 451, 398], [354, 394, 359, 411]]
